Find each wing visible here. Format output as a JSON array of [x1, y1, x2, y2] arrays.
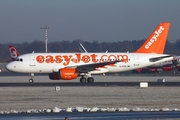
[[70, 60, 120, 73]]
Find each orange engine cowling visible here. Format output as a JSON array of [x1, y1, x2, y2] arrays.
[[49, 68, 78, 80]]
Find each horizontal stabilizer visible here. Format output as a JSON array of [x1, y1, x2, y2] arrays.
[[149, 55, 172, 62]]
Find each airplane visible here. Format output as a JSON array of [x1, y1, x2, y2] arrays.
[[9, 45, 20, 61], [10, 43, 179, 74], [6, 22, 173, 83]]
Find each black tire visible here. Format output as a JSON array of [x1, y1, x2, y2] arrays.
[[87, 77, 94, 83], [29, 79, 33, 83], [80, 77, 86, 83]]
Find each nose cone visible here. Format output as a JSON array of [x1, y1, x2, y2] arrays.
[[6, 62, 15, 72]]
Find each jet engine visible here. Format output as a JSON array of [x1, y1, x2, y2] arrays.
[[49, 68, 78, 80]]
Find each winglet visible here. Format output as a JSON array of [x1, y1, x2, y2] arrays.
[[135, 22, 170, 54], [9, 45, 20, 61]]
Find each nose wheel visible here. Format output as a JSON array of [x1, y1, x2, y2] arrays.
[[29, 79, 34, 83], [29, 73, 34, 83]]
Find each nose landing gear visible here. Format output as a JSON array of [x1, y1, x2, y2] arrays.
[[29, 73, 34, 83]]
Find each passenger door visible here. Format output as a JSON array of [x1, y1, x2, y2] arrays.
[[29, 55, 35, 66]]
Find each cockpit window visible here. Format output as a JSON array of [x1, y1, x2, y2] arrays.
[[16, 58, 23, 62]]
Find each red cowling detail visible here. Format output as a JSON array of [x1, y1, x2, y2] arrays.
[[49, 68, 78, 80], [162, 65, 173, 71]]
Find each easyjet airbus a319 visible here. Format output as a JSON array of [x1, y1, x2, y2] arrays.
[[6, 22, 173, 83]]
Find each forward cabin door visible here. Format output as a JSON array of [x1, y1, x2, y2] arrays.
[[29, 55, 36, 66]]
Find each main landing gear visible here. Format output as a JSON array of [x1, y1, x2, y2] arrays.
[[80, 76, 94, 83], [80, 73, 94, 83], [29, 73, 34, 83]]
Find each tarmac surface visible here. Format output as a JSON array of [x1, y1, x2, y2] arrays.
[[1, 81, 180, 87], [1, 111, 180, 120]]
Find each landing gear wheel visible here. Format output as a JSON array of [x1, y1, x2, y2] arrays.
[[29, 73, 34, 83], [29, 79, 34, 83], [80, 77, 87, 83], [87, 77, 94, 83]]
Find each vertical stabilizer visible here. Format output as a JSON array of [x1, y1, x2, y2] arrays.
[[135, 22, 170, 54], [9, 45, 20, 61]]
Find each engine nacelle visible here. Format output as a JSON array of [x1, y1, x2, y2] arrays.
[[49, 68, 78, 80], [162, 65, 173, 71]]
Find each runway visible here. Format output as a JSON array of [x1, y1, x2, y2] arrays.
[[0, 72, 180, 87], [1, 82, 180, 87], [1, 111, 180, 120]]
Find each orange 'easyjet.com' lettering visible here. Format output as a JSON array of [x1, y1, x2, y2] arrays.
[[36, 53, 129, 66]]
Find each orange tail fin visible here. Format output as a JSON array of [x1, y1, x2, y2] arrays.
[[135, 22, 170, 54]]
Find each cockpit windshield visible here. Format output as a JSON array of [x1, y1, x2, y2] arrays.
[[16, 58, 23, 62]]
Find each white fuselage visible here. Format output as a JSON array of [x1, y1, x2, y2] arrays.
[[6, 52, 173, 74]]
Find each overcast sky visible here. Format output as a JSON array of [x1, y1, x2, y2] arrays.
[[0, 0, 180, 43]]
